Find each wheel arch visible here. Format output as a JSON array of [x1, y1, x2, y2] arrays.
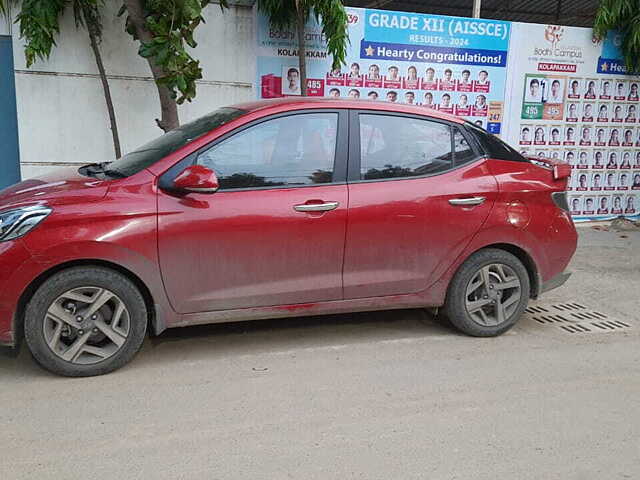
[[472, 243, 541, 299], [14, 259, 159, 347]]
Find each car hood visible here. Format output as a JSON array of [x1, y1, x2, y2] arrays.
[[0, 167, 110, 210]]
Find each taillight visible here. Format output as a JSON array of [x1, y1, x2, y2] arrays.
[[551, 191, 569, 212]]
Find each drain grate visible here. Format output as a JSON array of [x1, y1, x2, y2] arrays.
[[524, 303, 632, 334]]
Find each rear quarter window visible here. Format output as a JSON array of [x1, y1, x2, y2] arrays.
[[466, 123, 528, 163]]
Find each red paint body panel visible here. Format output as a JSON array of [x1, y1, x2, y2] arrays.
[[343, 160, 497, 298], [0, 99, 577, 347], [157, 185, 348, 312]]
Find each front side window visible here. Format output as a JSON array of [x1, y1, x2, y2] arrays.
[[198, 113, 338, 189], [359, 114, 454, 180]]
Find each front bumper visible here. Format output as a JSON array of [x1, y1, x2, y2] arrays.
[[541, 271, 572, 293]]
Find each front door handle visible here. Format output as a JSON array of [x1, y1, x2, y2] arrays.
[[449, 196, 486, 206], [293, 201, 340, 212]]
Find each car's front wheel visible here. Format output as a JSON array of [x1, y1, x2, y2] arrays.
[[24, 267, 147, 377], [444, 248, 530, 337]]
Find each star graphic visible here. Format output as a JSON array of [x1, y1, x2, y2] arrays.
[[364, 44, 374, 56], [601, 62, 608, 72]]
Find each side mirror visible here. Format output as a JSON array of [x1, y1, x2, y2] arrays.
[[173, 165, 219, 194]]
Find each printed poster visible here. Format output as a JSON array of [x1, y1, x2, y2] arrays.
[[257, 8, 511, 134]]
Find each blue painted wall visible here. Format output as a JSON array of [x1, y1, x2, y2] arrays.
[[0, 35, 21, 190]]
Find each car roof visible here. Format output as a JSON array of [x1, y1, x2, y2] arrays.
[[229, 97, 466, 124]]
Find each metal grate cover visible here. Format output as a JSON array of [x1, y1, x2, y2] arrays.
[[524, 303, 632, 334]]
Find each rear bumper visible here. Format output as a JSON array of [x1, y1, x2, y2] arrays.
[[541, 271, 571, 293]]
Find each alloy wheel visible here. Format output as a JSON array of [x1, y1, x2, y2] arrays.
[[42, 287, 131, 365], [464, 263, 522, 327]]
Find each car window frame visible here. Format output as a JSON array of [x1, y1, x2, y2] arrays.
[[159, 109, 349, 193], [347, 109, 483, 184]]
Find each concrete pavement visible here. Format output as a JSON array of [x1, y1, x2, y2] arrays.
[[1, 227, 639, 479]]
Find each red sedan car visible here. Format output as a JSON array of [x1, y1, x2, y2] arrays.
[[0, 98, 576, 376]]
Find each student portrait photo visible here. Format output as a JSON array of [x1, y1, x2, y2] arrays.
[[348, 88, 360, 99], [386, 91, 398, 102], [544, 79, 564, 103], [578, 151, 589, 168], [583, 196, 595, 213], [584, 79, 597, 99], [367, 90, 378, 100], [325, 68, 345, 86], [474, 119, 485, 128], [533, 126, 546, 145], [604, 172, 617, 190], [607, 151, 618, 169], [455, 94, 470, 116], [596, 103, 609, 122], [625, 195, 636, 214], [612, 195, 623, 213], [591, 172, 602, 190], [384, 66, 401, 88], [328, 88, 340, 98], [593, 150, 605, 168], [404, 91, 416, 104], [633, 173, 640, 188], [614, 80, 627, 100], [348, 62, 361, 78], [565, 150, 576, 165], [457, 69, 472, 92], [612, 104, 624, 123], [635, 151, 640, 168], [599, 80, 612, 99], [567, 79, 580, 99], [613, 80, 627, 100], [346, 62, 364, 87], [609, 128, 621, 146], [422, 91, 435, 108], [597, 196, 610, 214], [367, 64, 381, 80], [570, 196, 581, 213], [620, 173, 629, 190], [582, 103, 594, 122], [438, 68, 455, 92], [564, 125, 576, 145], [525, 77, 542, 102], [473, 94, 488, 115], [566, 102, 579, 121], [579, 126, 591, 146], [629, 82, 639, 100], [549, 127, 561, 145], [520, 125, 532, 144], [577, 173, 589, 190], [404, 66, 419, 89], [422, 67, 437, 89], [282, 66, 301, 95], [621, 151, 632, 169], [625, 104, 637, 123], [473, 70, 490, 92], [623, 128, 634, 146], [439, 93, 453, 112], [595, 127, 607, 146]]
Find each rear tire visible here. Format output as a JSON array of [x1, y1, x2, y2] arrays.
[[24, 267, 147, 377], [444, 249, 530, 337]]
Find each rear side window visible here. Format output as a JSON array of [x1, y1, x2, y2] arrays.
[[466, 122, 528, 163], [359, 114, 454, 180], [453, 128, 476, 165]]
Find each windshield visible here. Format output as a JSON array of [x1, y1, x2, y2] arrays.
[[101, 107, 246, 178]]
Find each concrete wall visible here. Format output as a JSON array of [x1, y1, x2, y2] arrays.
[[10, 2, 255, 179]]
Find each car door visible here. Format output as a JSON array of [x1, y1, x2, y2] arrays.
[[157, 110, 348, 313], [343, 111, 498, 299]]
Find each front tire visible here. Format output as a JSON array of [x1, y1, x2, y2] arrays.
[[24, 267, 148, 377], [444, 249, 530, 337]]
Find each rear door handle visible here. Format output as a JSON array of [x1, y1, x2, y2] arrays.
[[449, 196, 486, 206], [293, 201, 340, 212]]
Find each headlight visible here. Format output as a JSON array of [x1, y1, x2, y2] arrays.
[[0, 205, 52, 242]]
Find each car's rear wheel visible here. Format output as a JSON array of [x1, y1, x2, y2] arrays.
[[24, 267, 147, 377], [444, 249, 530, 337]]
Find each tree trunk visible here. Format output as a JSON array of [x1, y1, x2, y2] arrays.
[[122, 0, 179, 132], [86, 21, 122, 158], [295, 1, 307, 96]]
